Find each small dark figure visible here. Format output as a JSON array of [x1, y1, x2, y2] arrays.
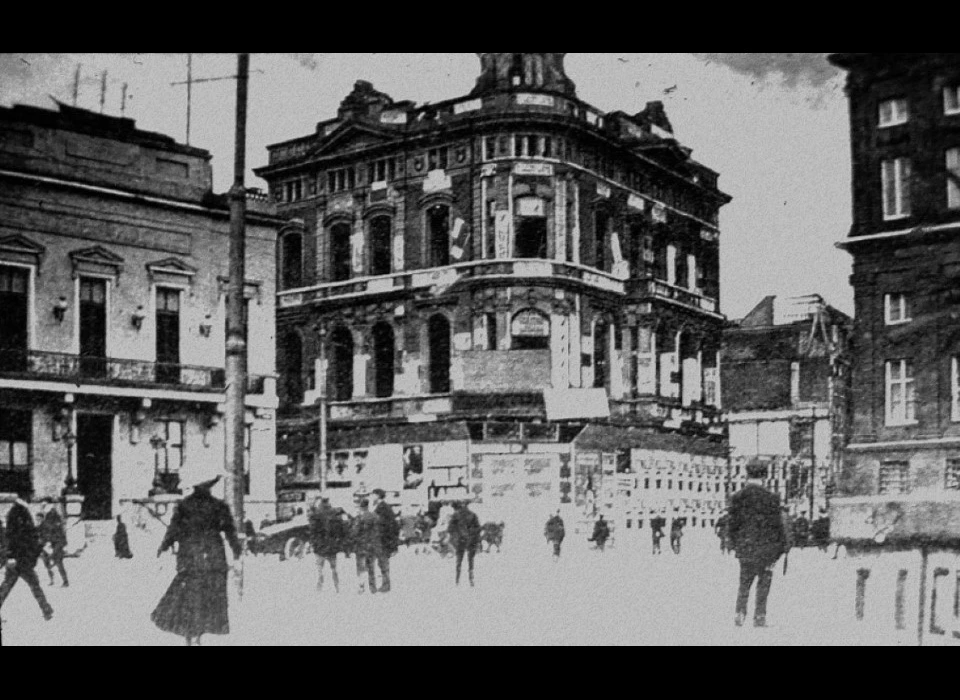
[[309, 496, 344, 593], [151, 469, 242, 646], [811, 510, 831, 553], [651, 517, 665, 555], [480, 521, 505, 553], [351, 499, 382, 594], [793, 514, 810, 548], [670, 518, 684, 555], [113, 515, 134, 559], [371, 489, 399, 593], [0, 489, 54, 621], [715, 512, 731, 555], [544, 511, 566, 560], [728, 464, 789, 628], [591, 515, 610, 552], [39, 506, 69, 587], [447, 501, 482, 586]]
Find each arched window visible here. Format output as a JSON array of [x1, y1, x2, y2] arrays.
[[369, 216, 392, 277], [280, 231, 303, 290], [279, 331, 304, 407], [511, 309, 550, 350], [515, 197, 548, 259], [330, 222, 352, 282], [427, 314, 451, 394], [327, 326, 354, 401], [427, 205, 450, 267], [371, 322, 395, 398], [594, 319, 610, 389]]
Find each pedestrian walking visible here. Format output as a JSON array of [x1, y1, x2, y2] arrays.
[[670, 518, 684, 555], [151, 466, 242, 646], [447, 501, 482, 586], [350, 499, 381, 594], [370, 489, 399, 593], [0, 488, 54, 621], [39, 504, 69, 587], [728, 463, 789, 628], [544, 510, 565, 561], [309, 496, 344, 593], [715, 512, 731, 555], [651, 517, 665, 555], [113, 514, 134, 559], [590, 515, 610, 552]]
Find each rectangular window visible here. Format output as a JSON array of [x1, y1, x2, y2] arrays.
[[947, 148, 960, 210], [486, 313, 498, 351], [428, 147, 448, 171], [945, 85, 960, 115], [369, 158, 396, 184], [945, 458, 960, 491], [666, 245, 677, 286], [885, 359, 917, 425], [884, 293, 911, 325], [879, 460, 910, 495], [882, 158, 912, 220], [163, 420, 185, 474], [0, 408, 31, 477], [879, 98, 909, 127], [328, 168, 354, 193], [485, 137, 497, 161]]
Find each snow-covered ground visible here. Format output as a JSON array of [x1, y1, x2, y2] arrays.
[[0, 530, 913, 645]]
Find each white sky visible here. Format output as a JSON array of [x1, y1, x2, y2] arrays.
[[0, 52, 854, 320]]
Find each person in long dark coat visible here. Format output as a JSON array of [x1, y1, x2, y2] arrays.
[[728, 464, 788, 628], [309, 496, 344, 593], [351, 499, 382, 594], [447, 501, 482, 586], [113, 515, 134, 559], [0, 490, 54, 621], [39, 505, 69, 586], [370, 489, 399, 593], [591, 515, 610, 552], [151, 471, 241, 646], [544, 511, 565, 560]]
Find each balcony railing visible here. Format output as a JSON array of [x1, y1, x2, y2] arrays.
[[0, 349, 226, 391], [632, 279, 719, 314]]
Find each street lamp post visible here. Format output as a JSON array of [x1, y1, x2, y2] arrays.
[[63, 431, 79, 496]]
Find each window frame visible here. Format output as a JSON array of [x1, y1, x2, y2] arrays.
[[885, 359, 917, 426], [946, 147, 960, 210], [882, 157, 912, 221], [879, 460, 911, 496], [878, 98, 909, 128], [884, 292, 912, 326], [162, 419, 185, 475], [944, 85, 960, 116]]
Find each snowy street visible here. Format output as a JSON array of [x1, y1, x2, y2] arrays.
[[0, 529, 898, 646]]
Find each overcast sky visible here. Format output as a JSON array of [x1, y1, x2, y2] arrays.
[[0, 52, 853, 320]]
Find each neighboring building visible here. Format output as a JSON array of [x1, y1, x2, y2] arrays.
[[722, 294, 852, 517], [829, 53, 960, 643], [0, 102, 282, 540], [256, 53, 731, 544]]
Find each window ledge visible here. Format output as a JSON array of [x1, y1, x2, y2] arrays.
[[885, 318, 913, 326], [883, 214, 911, 222], [885, 420, 920, 428]]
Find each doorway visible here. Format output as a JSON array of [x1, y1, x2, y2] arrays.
[[79, 278, 107, 378], [0, 265, 28, 372], [77, 413, 113, 520]]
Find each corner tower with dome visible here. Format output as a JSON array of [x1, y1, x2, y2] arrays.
[[256, 53, 732, 544]]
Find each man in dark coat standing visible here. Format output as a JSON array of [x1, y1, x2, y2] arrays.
[[728, 463, 788, 628], [0, 489, 54, 621], [309, 496, 343, 593], [39, 504, 69, 587], [591, 515, 611, 552], [447, 501, 482, 586], [370, 489, 399, 593], [151, 468, 242, 646], [351, 499, 382, 594], [544, 510, 565, 561]]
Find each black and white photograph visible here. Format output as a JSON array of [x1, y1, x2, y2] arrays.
[[0, 52, 959, 645]]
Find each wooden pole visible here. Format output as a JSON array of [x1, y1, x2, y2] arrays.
[[225, 53, 249, 536], [186, 54, 193, 145]]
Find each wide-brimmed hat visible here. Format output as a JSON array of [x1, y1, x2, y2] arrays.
[[184, 462, 226, 489]]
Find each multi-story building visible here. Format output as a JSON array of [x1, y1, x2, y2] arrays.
[[722, 294, 852, 517], [0, 102, 282, 545], [256, 53, 731, 544], [829, 53, 960, 643]]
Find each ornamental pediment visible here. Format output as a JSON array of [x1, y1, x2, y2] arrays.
[[310, 123, 397, 159], [69, 245, 125, 278], [0, 234, 45, 265]]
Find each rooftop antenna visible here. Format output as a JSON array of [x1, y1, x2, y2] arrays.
[[72, 64, 81, 106], [171, 55, 263, 146]]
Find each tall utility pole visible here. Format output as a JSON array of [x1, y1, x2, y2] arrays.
[[225, 53, 249, 533]]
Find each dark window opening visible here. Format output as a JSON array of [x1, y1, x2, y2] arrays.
[[372, 322, 395, 399], [328, 327, 354, 402], [0, 266, 28, 372], [515, 216, 548, 259], [369, 216, 392, 277], [0, 408, 31, 495], [155, 287, 181, 384], [428, 315, 451, 394], [594, 321, 609, 389], [80, 278, 107, 378], [428, 205, 451, 267], [486, 313, 498, 351], [594, 210, 609, 271], [280, 331, 304, 407], [330, 223, 352, 282], [280, 232, 303, 290]]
